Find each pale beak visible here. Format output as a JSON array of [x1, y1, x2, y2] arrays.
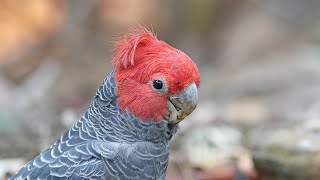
[[168, 82, 198, 124]]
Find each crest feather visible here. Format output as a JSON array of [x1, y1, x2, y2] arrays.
[[112, 25, 158, 69]]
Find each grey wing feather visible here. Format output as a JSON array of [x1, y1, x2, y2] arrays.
[[10, 131, 100, 179], [10, 72, 118, 180], [10, 140, 123, 179], [11, 133, 168, 180]]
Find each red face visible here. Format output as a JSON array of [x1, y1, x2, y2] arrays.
[[113, 26, 200, 122]]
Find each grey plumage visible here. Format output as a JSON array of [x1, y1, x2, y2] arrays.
[[10, 71, 178, 180]]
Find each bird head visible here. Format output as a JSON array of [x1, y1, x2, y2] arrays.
[[113, 26, 200, 124]]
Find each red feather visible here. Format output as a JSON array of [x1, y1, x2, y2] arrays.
[[113, 25, 200, 121], [112, 25, 157, 69]]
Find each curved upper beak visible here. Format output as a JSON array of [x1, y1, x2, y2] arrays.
[[168, 82, 198, 124]]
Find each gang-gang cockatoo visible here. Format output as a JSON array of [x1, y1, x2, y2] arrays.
[[10, 26, 200, 180]]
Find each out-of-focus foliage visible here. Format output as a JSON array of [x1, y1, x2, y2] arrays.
[[1, 0, 320, 179]]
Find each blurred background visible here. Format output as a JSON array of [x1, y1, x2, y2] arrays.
[[1, 0, 320, 179]]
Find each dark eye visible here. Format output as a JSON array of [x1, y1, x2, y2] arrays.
[[153, 80, 163, 89]]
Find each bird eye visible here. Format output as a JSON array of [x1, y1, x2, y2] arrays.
[[153, 80, 163, 89]]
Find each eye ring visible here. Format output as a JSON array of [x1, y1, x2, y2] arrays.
[[153, 80, 163, 89]]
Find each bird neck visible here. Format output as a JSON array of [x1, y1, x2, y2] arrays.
[[85, 70, 178, 143]]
